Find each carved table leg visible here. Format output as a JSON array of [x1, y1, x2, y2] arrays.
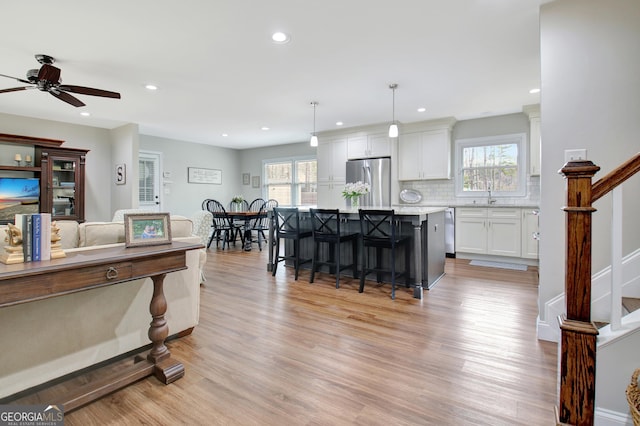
[[147, 273, 185, 384]]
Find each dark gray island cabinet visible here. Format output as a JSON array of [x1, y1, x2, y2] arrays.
[[268, 207, 446, 299]]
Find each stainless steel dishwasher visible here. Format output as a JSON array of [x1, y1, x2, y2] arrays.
[[444, 207, 455, 257]]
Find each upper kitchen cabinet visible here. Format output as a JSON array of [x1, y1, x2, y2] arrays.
[[347, 133, 392, 159], [317, 137, 347, 182], [398, 119, 455, 180], [317, 137, 348, 208], [524, 104, 541, 176]]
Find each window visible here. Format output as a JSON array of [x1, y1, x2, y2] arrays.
[[264, 157, 317, 206], [455, 133, 526, 197]]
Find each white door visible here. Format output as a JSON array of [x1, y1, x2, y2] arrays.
[[139, 151, 162, 212]]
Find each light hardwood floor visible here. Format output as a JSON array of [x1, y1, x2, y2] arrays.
[[34, 245, 558, 425]]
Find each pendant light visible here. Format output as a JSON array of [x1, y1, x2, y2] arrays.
[[388, 83, 399, 138], [310, 101, 319, 147]]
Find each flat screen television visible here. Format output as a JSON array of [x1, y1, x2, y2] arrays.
[[0, 177, 40, 224]]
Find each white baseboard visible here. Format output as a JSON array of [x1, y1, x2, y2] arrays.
[[537, 315, 559, 342], [595, 407, 633, 425]]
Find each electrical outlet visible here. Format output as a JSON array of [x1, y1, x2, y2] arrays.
[[565, 149, 587, 162]]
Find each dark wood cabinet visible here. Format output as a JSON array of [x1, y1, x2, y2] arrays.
[[0, 133, 89, 223], [35, 146, 89, 222]]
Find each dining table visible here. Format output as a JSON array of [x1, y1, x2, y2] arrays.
[[225, 211, 266, 251]]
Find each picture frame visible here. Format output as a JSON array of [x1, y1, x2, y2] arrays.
[[252, 175, 260, 188], [242, 172, 250, 185], [124, 213, 172, 247], [188, 167, 222, 184]]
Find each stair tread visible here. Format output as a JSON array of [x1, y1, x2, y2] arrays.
[[622, 297, 640, 314]]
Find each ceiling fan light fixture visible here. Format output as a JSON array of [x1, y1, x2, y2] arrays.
[[310, 101, 319, 147], [388, 83, 398, 138]]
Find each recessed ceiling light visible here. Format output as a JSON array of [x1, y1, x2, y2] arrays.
[[417, 107, 426, 112], [145, 84, 158, 90], [221, 133, 228, 137], [271, 32, 290, 44], [80, 111, 90, 117], [261, 127, 270, 131], [336, 121, 344, 126], [529, 88, 540, 94]]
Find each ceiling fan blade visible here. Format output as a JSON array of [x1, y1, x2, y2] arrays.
[[58, 85, 121, 99], [38, 64, 61, 83], [0, 86, 34, 94], [0, 73, 31, 84], [49, 89, 85, 107]]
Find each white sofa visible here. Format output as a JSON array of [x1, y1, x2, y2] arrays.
[[0, 215, 203, 399]]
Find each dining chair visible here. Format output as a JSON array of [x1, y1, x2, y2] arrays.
[[358, 209, 411, 299], [203, 199, 237, 250], [248, 198, 265, 212], [272, 207, 312, 280], [248, 199, 278, 251], [309, 208, 359, 288], [227, 199, 249, 242]]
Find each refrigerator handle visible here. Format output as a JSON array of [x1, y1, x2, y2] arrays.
[[363, 165, 371, 184]]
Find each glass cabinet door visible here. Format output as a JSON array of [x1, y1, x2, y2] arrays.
[[51, 157, 77, 218]]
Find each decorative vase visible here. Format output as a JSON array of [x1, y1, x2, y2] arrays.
[[351, 197, 359, 209], [232, 202, 242, 212]]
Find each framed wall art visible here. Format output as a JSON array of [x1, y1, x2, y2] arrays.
[[188, 167, 222, 184]]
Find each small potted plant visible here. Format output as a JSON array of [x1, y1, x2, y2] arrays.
[[342, 181, 370, 209], [231, 195, 244, 211]]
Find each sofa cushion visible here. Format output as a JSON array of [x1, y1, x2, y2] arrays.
[[79, 222, 125, 247], [169, 215, 192, 238], [55, 220, 80, 249]]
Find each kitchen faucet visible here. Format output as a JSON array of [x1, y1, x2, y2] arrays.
[[487, 182, 496, 204]]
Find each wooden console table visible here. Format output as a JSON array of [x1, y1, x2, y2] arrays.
[[0, 241, 202, 411]]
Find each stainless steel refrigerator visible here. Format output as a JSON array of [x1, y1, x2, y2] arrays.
[[345, 157, 391, 207]]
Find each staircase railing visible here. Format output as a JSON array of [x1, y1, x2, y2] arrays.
[[557, 152, 640, 425]]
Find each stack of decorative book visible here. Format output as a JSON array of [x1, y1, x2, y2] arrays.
[[0, 213, 65, 264]]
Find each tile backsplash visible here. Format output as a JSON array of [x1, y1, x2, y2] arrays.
[[400, 175, 540, 206]]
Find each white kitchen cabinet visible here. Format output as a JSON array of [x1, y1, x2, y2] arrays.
[[455, 210, 487, 254], [317, 137, 347, 182], [398, 128, 451, 180], [347, 133, 391, 159], [521, 208, 540, 259], [317, 137, 347, 208], [455, 207, 522, 257], [524, 105, 541, 176], [317, 181, 347, 208], [529, 116, 541, 176]]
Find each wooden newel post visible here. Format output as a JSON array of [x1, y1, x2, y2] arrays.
[[557, 160, 600, 426]]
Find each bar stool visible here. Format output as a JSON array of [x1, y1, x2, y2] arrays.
[[358, 209, 411, 299], [309, 209, 359, 288], [272, 207, 313, 280]]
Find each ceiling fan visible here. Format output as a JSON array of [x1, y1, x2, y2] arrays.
[[0, 54, 121, 107]]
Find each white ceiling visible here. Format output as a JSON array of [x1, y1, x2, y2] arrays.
[[0, 0, 543, 150]]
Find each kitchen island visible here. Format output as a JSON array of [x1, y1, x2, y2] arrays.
[[268, 207, 447, 299]]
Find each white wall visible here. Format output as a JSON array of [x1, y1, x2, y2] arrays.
[[539, 0, 640, 321], [0, 112, 113, 221], [110, 124, 140, 215], [139, 134, 241, 217]]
